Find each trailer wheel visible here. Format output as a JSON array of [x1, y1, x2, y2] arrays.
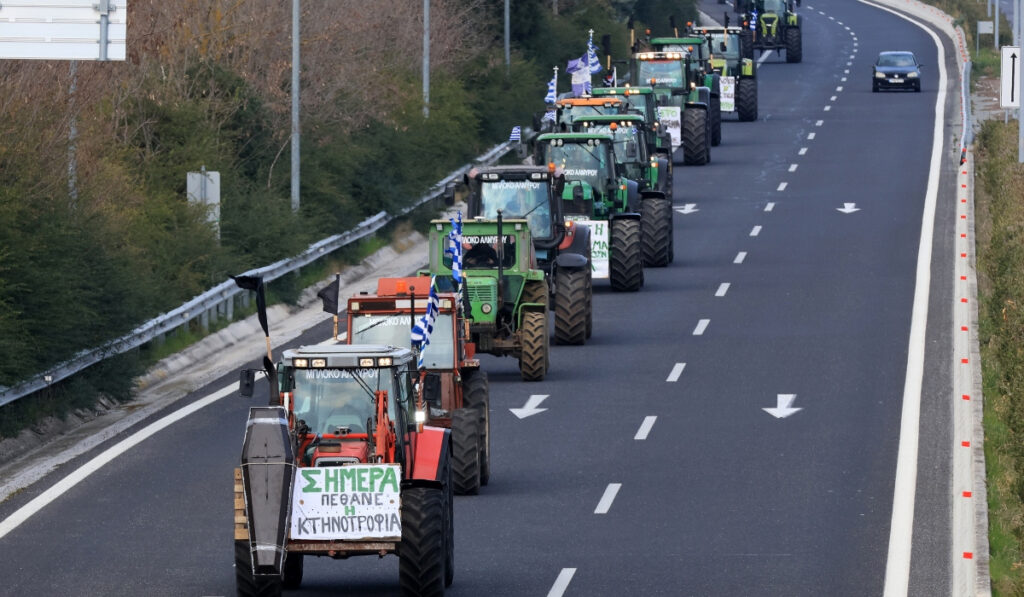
[[609, 219, 644, 291], [235, 541, 282, 597], [399, 487, 447, 597], [282, 553, 303, 589], [554, 268, 588, 345], [461, 369, 490, 485], [451, 408, 481, 495], [641, 197, 673, 267], [736, 77, 758, 122]]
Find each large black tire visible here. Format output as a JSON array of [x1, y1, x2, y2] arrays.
[[736, 77, 758, 122], [282, 554, 303, 590], [710, 94, 722, 146], [585, 270, 593, 338], [518, 310, 547, 381], [609, 219, 644, 292], [554, 268, 588, 345], [451, 408, 481, 495], [461, 369, 490, 486], [682, 107, 709, 166], [399, 487, 447, 597], [519, 282, 549, 372], [641, 198, 673, 267], [785, 27, 802, 63], [235, 541, 283, 597], [740, 29, 754, 60], [442, 453, 454, 588]]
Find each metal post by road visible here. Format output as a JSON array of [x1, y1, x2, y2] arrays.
[[423, 0, 430, 118], [1020, 0, 1024, 162], [68, 60, 78, 205], [97, 0, 111, 61], [996, 1, 1001, 51], [504, 0, 511, 74], [291, 0, 300, 212]]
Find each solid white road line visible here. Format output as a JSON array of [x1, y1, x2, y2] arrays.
[[595, 483, 622, 514], [716, 283, 731, 297], [765, 201, 776, 211], [734, 251, 747, 264], [750, 226, 762, 237], [789, 164, 799, 172], [666, 362, 686, 382], [634, 416, 657, 440], [693, 319, 710, 335], [777, 182, 788, 191], [548, 568, 577, 597], [853, 2, 946, 595]]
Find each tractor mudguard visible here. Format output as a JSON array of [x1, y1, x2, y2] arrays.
[[625, 179, 640, 212], [696, 86, 711, 106], [554, 252, 588, 269], [610, 212, 642, 221], [406, 426, 451, 488], [640, 190, 667, 201], [563, 222, 591, 258]]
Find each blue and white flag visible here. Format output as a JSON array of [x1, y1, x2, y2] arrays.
[[411, 279, 440, 369], [444, 211, 463, 285], [544, 71, 558, 104], [542, 110, 557, 123], [750, 10, 758, 30], [566, 55, 589, 97], [587, 32, 603, 75], [509, 126, 521, 142]]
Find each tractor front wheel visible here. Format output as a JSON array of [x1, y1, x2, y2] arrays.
[[641, 198, 673, 267], [451, 408, 481, 495], [519, 310, 548, 381], [785, 27, 802, 63], [736, 78, 758, 122], [585, 269, 593, 338], [710, 94, 722, 146], [682, 107, 709, 166], [461, 369, 490, 485], [399, 487, 448, 597], [610, 219, 644, 291], [235, 541, 283, 597], [554, 268, 588, 345]]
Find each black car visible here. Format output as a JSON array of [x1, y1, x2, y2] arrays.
[[873, 51, 922, 92]]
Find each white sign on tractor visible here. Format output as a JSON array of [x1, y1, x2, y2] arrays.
[[566, 217, 609, 278], [1001, 46, 1021, 109], [290, 464, 402, 541], [656, 106, 682, 150], [720, 77, 736, 112]]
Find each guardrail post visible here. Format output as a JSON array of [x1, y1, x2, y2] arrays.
[[225, 297, 234, 321], [200, 309, 210, 333]]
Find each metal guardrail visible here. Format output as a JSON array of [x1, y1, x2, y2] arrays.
[[0, 134, 526, 408]]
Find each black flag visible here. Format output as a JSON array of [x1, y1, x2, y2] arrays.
[[317, 274, 341, 314], [232, 275, 269, 338]]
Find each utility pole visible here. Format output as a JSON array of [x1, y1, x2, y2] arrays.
[[504, 0, 511, 74], [424, 0, 430, 117], [291, 0, 300, 212]]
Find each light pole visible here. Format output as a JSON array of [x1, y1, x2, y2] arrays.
[[291, 0, 300, 212], [424, 0, 430, 118]]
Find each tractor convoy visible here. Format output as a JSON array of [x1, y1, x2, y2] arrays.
[[231, 5, 805, 595]]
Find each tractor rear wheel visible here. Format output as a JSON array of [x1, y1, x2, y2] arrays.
[[609, 219, 644, 291], [282, 554, 303, 589], [519, 310, 547, 381], [736, 78, 758, 122], [461, 369, 490, 486], [235, 541, 283, 597], [740, 30, 754, 60], [785, 27, 802, 63], [710, 94, 722, 146], [399, 487, 447, 597], [682, 107, 709, 166], [641, 198, 673, 267], [585, 270, 593, 338], [443, 453, 454, 587], [451, 408, 481, 495], [554, 268, 587, 345]]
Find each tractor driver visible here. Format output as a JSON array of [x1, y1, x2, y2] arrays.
[[292, 370, 376, 435]]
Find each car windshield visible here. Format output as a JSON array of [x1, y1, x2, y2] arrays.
[[763, 0, 787, 13], [350, 313, 455, 370], [710, 33, 740, 60], [480, 180, 552, 239], [878, 53, 916, 67], [637, 60, 685, 87], [292, 367, 393, 436], [543, 140, 612, 190]]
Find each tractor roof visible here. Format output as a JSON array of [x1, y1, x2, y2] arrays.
[[651, 36, 706, 45], [555, 97, 624, 107], [592, 86, 655, 96], [574, 114, 645, 123], [701, 27, 745, 35], [375, 276, 434, 296], [536, 132, 614, 142], [283, 344, 414, 367], [470, 165, 552, 176]]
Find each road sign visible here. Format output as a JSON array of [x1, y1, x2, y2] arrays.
[[0, 1, 127, 61], [1001, 46, 1021, 109], [978, 21, 994, 35]]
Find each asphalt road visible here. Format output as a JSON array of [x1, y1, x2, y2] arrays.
[[0, 1, 961, 595]]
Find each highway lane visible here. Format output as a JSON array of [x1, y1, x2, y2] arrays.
[[0, 1, 960, 595]]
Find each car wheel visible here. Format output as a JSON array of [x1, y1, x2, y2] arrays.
[[872, 82, 879, 93], [914, 82, 921, 92]]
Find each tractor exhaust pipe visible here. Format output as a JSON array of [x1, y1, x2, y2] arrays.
[[240, 406, 295, 578], [496, 210, 505, 314]]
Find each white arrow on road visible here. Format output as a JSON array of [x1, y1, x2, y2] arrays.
[[837, 203, 861, 214], [510, 394, 548, 419], [763, 394, 802, 418], [675, 204, 699, 215]]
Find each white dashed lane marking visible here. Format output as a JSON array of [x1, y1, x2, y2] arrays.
[[634, 416, 657, 440], [765, 201, 776, 211], [777, 182, 788, 191], [750, 226, 762, 237], [716, 283, 731, 297], [693, 319, 710, 335], [789, 164, 798, 172], [666, 363, 686, 382], [816, 120, 824, 126], [824, 105, 832, 111], [734, 251, 747, 264], [799, 147, 808, 155], [548, 569, 576, 597], [595, 484, 622, 514], [808, 132, 816, 140]]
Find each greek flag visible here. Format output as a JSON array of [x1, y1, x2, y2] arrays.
[[545, 72, 557, 104], [411, 279, 440, 369], [445, 211, 463, 285], [566, 55, 589, 97], [750, 10, 758, 30], [542, 110, 557, 123], [587, 34, 602, 75], [509, 126, 521, 142]]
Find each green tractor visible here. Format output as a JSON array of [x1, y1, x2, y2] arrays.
[[535, 132, 644, 291], [567, 115, 673, 267], [631, 49, 711, 166], [461, 165, 594, 345], [590, 86, 675, 167], [649, 33, 723, 147], [427, 215, 550, 381], [702, 26, 758, 122], [735, 0, 802, 63]]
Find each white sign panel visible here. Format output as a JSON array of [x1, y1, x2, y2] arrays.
[[978, 21, 994, 35], [0, 1, 127, 61], [290, 464, 402, 541], [566, 218, 609, 279], [1001, 46, 1021, 109], [656, 106, 682, 150], [187, 170, 220, 236], [720, 76, 736, 112]]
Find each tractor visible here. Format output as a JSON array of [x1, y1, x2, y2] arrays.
[[568, 115, 673, 267], [591, 86, 675, 165], [346, 276, 490, 495], [630, 48, 711, 166], [461, 165, 594, 345], [648, 33, 723, 147], [734, 0, 802, 63], [234, 345, 455, 597], [426, 215, 550, 381], [534, 132, 645, 291], [702, 26, 758, 122], [536, 96, 627, 133]]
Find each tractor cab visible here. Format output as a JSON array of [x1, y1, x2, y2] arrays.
[[591, 86, 675, 161], [569, 115, 652, 185], [553, 97, 626, 128], [535, 132, 635, 218]]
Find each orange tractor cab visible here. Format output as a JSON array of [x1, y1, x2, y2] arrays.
[[549, 96, 627, 130], [347, 276, 490, 495]]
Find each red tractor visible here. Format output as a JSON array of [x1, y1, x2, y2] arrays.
[[234, 344, 455, 596], [346, 276, 490, 494]]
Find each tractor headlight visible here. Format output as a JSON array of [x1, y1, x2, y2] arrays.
[[907, 71, 918, 78], [377, 357, 393, 366], [359, 358, 375, 367], [874, 71, 885, 79], [293, 358, 309, 368], [311, 359, 326, 368], [481, 303, 493, 314], [414, 409, 427, 423]]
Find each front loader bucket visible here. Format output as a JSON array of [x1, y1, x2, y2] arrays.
[[240, 406, 294, 577]]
